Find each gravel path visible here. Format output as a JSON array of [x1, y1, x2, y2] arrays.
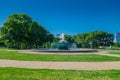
[[0, 59, 120, 70]]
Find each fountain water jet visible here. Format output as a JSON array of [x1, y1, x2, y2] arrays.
[[51, 33, 76, 50]]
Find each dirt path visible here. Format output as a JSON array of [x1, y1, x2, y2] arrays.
[[0, 59, 120, 70], [96, 53, 120, 57]]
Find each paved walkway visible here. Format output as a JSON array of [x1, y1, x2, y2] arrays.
[[0, 59, 120, 70]]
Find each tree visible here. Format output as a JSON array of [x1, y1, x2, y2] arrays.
[[72, 31, 114, 48], [88, 31, 114, 48], [0, 14, 53, 49], [64, 34, 73, 42]]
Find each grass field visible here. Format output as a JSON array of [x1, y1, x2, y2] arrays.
[[0, 67, 120, 80], [0, 48, 120, 80], [0, 49, 120, 62], [108, 51, 120, 55]]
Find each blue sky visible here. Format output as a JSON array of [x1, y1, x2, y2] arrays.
[[0, 0, 120, 35]]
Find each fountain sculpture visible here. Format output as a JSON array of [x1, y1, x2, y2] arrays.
[[51, 33, 76, 50]]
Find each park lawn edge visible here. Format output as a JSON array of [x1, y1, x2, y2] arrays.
[[108, 51, 120, 55], [0, 50, 120, 62], [0, 67, 120, 80]]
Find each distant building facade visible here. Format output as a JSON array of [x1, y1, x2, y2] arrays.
[[114, 32, 120, 43]]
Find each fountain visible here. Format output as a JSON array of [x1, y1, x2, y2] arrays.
[[31, 33, 98, 53], [51, 33, 76, 50]]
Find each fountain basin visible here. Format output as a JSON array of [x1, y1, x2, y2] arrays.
[[31, 49, 98, 53]]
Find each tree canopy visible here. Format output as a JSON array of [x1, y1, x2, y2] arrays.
[[0, 14, 114, 49], [53, 31, 114, 48], [0, 14, 53, 49], [72, 31, 114, 48]]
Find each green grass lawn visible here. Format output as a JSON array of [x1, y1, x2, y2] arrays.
[[98, 49, 120, 55], [108, 51, 120, 55], [0, 49, 120, 62], [0, 67, 120, 80]]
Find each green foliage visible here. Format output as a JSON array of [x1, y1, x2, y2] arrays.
[[0, 67, 120, 80], [0, 13, 114, 49], [72, 31, 114, 48], [64, 34, 74, 42], [112, 43, 120, 47], [0, 49, 120, 61], [53, 37, 61, 42], [110, 43, 120, 50], [0, 14, 53, 49]]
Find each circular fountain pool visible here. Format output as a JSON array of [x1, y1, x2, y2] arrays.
[[31, 48, 98, 53]]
